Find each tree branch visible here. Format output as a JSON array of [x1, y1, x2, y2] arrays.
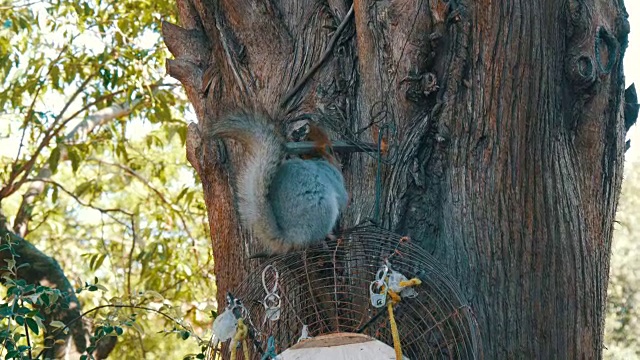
[[0, 71, 99, 199], [46, 303, 200, 344], [279, 4, 355, 110], [87, 159, 197, 244], [27, 178, 134, 227], [14, 44, 70, 165], [12, 85, 171, 236]]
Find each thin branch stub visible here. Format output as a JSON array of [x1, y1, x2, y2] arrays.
[[285, 141, 378, 155]]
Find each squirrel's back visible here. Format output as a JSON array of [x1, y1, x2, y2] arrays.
[[210, 113, 347, 255], [268, 158, 348, 250]]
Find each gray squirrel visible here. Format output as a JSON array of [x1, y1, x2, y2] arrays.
[[210, 113, 348, 256]]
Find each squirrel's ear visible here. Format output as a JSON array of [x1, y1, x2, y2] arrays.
[[287, 120, 310, 142]]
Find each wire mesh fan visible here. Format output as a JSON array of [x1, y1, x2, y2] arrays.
[[209, 225, 482, 360]]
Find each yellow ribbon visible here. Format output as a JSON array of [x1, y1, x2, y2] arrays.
[[230, 318, 250, 360], [386, 278, 422, 360]]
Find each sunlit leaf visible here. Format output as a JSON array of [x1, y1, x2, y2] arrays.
[[49, 321, 66, 328], [48, 146, 61, 174], [74, 181, 92, 197]]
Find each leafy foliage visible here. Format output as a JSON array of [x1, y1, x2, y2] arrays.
[[0, 0, 215, 358], [0, 238, 51, 359], [0, 237, 209, 359], [605, 162, 640, 359]]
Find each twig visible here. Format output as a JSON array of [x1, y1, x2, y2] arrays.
[[62, 83, 175, 131], [26, 179, 134, 230], [0, 70, 100, 199], [279, 4, 354, 109], [126, 216, 136, 297], [87, 159, 198, 245], [60, 89, 129, 127], [0, 0, 43, 9], [21, 300, 33, 359], [28, 179, 133, 217], [11, 83, 174, 235], [36, 304, 200, 359], [285, 140, 378, 155], [14, 44, 70, 165], [53, 71, 101, 124], [99, 213, 123, 293], [22, 210, 51, 237]]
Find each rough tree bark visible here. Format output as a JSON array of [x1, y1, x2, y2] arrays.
[[163, 0, 633, 358]]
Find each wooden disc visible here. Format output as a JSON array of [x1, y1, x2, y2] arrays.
[[278, 332, 408, 360]]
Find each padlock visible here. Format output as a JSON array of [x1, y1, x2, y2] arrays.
[[263, 293, 282, 322], [369, 280, 387, 308]]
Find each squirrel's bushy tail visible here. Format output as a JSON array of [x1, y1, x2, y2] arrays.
[[210, 113, 284, 242]]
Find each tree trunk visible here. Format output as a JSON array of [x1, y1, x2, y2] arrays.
[[163, 0, 631, 358]]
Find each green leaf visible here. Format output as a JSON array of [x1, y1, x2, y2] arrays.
[[40, 293, 50, 306], [89, 254, 97, 270], [74, 181, 92, 197], [48, 146, 61, 174], [130, 321, 144, 334], [51, 186, 58, 203], [94, 326, 105, 337], [144, 290, 164, 301], [67, 146, 82, 173], [115, 142, 128, 161], [49, 320, 66, 328], [50, 64, 60, 89], [83, 2, 91, 16], [89, 253, 107, 271], [25, 317, 39, 335], [94, 254, 106, 270], [176, 187, 189, 202]]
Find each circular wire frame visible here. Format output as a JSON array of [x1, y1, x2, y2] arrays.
[[209, 225, 482, 360]]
